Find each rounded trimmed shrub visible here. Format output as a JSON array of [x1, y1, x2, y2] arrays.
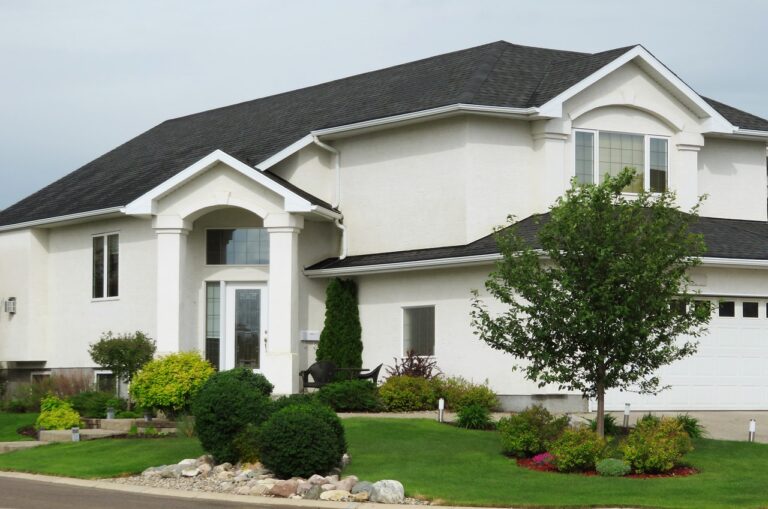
[[131, 352, 215, 417], [456, 403, 493, 430], [270, 393, 321, 412], [36, 395, 81, 430], [596, 458, 631, 477], [317, 380, 382, 412], [258, 405, 346, 479], [622, 417, 692, 473], [497, 405, 569, 458], [378, 375, 437, 411], [191, 368, 274, 463], [550, 428, 607, 472]]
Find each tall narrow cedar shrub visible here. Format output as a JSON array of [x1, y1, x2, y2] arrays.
[[316, 278, 363, 373]]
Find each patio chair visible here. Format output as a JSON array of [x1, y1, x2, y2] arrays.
[[356, 363, 383, 385], [299, 360, 337, 390]]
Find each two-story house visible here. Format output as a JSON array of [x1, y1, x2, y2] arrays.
[[1, 41, 767, 411]]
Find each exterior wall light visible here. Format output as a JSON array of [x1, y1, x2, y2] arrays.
[[3, 297, 16, 314]]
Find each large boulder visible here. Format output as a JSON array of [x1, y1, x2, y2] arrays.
[[320, 489, 351, 501], [269, 480, 299, 498], [351, 480, 374, 496], [371, 480, 405, 504]]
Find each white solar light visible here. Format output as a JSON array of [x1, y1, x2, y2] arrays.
[[623, 403, 631, 428], [748, 419, 756, 442], [438, 398, 445, 423], [71, 427, 80, 442]]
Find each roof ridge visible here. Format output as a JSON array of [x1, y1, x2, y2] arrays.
[[161, 41, 511, 125], [456, 42, 507, 104]]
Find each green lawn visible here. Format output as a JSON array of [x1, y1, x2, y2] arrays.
[[0, 437, 202, 478], [342, 418, 768, 509], [0, 413, 38, 441]]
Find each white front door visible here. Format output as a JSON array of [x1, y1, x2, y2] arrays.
[[223, 283, 268, 371]]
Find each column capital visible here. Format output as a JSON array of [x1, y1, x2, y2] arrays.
[[152, 214, 192, 231], [263, 213, 304, 230]]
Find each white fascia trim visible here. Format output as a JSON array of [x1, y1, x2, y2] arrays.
[[700, 257, 768, 269], [254, 104, 538, 172], [304, 253, 502, 278], [537, 46, 734, 134], [733, 128, 768, 139], [123, 149, 315, 216], [255, 135, 315, 171], [0, 207, 124, 232]]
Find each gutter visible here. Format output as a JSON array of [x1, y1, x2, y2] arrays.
[[311, 136, 347, 260], [0, 207, 124, 232], [304, 253, 502, 278]]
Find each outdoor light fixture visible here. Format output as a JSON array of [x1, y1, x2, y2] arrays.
[[438, 397, 445, 423], [623, 403, 631, 429], [71, 426, 80, 442], [748, 419, 756, 442], [3, 297, 16, 314]]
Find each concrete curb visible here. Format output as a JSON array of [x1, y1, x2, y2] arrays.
[[0, 470, 516, 509]]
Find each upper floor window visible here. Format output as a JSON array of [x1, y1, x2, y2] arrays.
[[574, 130, 669, 193], [206, 228, 269, 265], [93, 233, 119, 299]]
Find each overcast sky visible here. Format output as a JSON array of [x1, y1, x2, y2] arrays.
[[1, 0, 766, 210]]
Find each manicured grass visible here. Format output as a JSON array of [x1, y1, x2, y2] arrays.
[[0, 437, 202, 478], [342, 418, 768, 509], [0, 413, 38, 441]]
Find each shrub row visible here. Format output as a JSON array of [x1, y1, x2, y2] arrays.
[[499, 406, 696, 475]]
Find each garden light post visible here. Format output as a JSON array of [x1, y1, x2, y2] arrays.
[[71, 427, 80, 442], [438, 398, 445, 423], [623, 403, 631, 429], [748, 419, 756, 442]]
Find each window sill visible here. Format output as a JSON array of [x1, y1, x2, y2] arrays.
[[92, 297, 120, 303]]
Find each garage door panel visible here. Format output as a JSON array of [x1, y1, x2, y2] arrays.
[[605, 307, 768, 411]]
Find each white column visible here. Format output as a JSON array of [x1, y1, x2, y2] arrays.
[[675, 143, 702, 212], [262, 213, 304, 394], [532, 119, 570, 207], [154, 216, 190, 356]]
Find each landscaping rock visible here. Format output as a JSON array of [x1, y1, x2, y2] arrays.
[[141, 466, 164, 478], [335, 475, 358, 492], [308, 474, 327, 485], [351, 491, 369, 502], [320, 489, 351, 501], [269, 480, 298, 498], [215, 471, 234, 480], [213, 462, 232, 473], [249, 484, 271, 496], [181, 467, 200, 477], [235, 486, 251, 495], [326, 474, 339, 483], [371, 480, 405, 504], [321, 483, 336, 491], [196, 454, 214, 466], [178, 458, 197, 467], [351, 480, 374, 496], [303, 485, 323, 500], [219, 482, 233, 492], [198, 463, 212, 477], [160, 465, 184, 478], [296, 481, 313, 496]]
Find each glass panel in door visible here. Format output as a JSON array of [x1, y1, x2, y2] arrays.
[[235, 289, 261, 369]]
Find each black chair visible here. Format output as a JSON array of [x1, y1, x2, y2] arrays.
[[356, 363, 383, 385], [299, 360, 337, 390]]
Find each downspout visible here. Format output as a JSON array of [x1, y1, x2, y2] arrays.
[[312, 136, 347, 259]]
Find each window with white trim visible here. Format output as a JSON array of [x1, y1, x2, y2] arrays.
[[574, 130, 669, 193], [403, 306, 435, 356], [93, 233, 119, 299]]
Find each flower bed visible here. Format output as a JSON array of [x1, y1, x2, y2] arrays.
[[516, 457, 698, 478]]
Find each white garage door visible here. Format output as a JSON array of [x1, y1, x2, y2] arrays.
[[605, 298, 768, 411]]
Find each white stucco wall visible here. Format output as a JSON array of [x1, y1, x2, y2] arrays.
[[698, 138, 767, 221]]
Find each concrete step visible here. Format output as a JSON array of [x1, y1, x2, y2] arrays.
[[0, 441, 45, 453], [99, 419, 176, 432], [38, 429, 125, 443]]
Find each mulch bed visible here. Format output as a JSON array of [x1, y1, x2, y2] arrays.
[[16, 425, 37, 439], [516, 457, 698, 478]]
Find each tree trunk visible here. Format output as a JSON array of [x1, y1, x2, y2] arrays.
[[596, 380, 605, 438]]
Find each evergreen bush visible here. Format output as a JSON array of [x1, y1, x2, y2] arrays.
[[258, 405, 345, 479], [317, 380, 382, 411], [316, 279, 362, 375], [191, 368, 274, 463]]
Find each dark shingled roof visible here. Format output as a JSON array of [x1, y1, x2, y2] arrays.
[[1, 41, 766, 227], [703, 97, 768, 132], [306, 214, 768, 271]]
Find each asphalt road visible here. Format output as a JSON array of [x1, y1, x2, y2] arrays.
[[0, 477, 266, 509]]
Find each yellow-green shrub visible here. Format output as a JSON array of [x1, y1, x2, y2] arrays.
[[622, 417, 692, 473], [433, 376, 498, 411], [378, 375, 437, 411], [550, 428, 607, 472], [131, 352, 214, 417], [36, 395, 81, 430]]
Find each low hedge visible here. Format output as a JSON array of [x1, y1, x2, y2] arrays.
[[317, 380, 382, 412]]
